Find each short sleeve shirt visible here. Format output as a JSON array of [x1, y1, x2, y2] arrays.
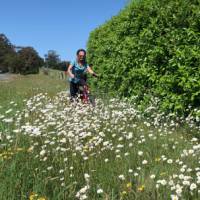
[[69, 60, 89, 83]]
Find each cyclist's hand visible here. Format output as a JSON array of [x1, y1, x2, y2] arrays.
[[92, 73, 98, 78], [71, 74, 75, 79]]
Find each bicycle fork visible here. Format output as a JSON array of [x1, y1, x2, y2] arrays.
[[81, 85, 89, 104]]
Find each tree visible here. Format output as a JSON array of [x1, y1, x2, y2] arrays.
[[17, 47, 43, 74], [0, 33, 15, 72], [3, 53, 20, 73], [57, 61, 70, 71], [44, 50, 60, 69]]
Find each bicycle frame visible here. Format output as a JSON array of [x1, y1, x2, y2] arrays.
[[78, 80, 95, 106]]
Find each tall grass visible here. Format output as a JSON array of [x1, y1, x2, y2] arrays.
[[0, 74, 200, 200], [0, 75, 200, 200], [0, 73, 66, 112]]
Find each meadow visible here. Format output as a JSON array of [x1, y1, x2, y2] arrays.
[[0, 73, 200, 200]]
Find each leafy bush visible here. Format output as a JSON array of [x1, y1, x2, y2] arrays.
[[87, 0, 200, 116]]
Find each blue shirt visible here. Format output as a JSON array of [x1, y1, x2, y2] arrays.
[[69, 60, 89, 83]]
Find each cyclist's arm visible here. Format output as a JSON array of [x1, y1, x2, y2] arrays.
[[87, 66, 97, 77], [67, 64, 75, 78]]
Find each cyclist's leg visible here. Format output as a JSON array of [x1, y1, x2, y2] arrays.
[[78, 79, 87, 86], [70, 81, 79, 101]]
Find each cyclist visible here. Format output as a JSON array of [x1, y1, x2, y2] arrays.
[[67, 49, 97, 101]]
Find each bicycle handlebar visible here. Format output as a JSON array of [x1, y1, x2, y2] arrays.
[[92, 73, 98, 78], [72, 73, 99, 80]]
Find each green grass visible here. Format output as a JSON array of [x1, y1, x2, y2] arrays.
[[0, 72, 67, 112], [0, 73, 200, 200]]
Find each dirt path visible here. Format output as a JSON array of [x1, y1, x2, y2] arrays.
[[0, 73, 19, 82]]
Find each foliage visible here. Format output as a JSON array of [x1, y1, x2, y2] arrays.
[[59, 61, 70, 71], [44, 50, 60, 69], [0, 33, 44, 74], [0, 34, 15, 72], [17, 47, 44, 74], [44, 50, 69, 71], [0, 33, 68, 74], [87, 0, 200, 116]]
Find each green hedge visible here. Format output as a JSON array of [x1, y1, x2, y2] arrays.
[[87, 0, 200, 116]]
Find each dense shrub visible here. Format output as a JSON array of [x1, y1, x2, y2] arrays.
[[87, 0, 200, 116]]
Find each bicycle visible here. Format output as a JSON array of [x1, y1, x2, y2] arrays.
[[78, 80, 95, 106], [71, 74, 97, 107]]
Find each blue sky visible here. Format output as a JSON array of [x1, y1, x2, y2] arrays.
[[1, 0, 128, 62]]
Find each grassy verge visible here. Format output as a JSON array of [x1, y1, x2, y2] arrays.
[[0, 73, 67, 112]]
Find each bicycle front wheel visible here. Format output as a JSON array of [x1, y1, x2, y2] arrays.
[[89, 94, 95, 107]]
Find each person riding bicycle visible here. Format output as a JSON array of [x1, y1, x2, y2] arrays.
[[67, 49, 97, 101]]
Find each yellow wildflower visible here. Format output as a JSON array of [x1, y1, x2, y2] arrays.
[[16, 147, 24, 152], [121, 191, 127, 195], [29, 192, 38, 200], [38, 197, 47, 200], [27, 146, 34, 153], [126, 182, 132, 188], [2, 151, 13, 155], [83, 145, 89, 152], [160, 172, 166, 176], [138, 185, 145, 192], [155, 157, 161, 162]]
